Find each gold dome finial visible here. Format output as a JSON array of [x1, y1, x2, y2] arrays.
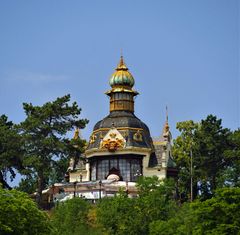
[[73, 127, 80, 140], [116, 54, 128, 71]]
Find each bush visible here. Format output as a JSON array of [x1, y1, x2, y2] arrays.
[[0, 188, 51, 235], [50, 197, 102, 235]]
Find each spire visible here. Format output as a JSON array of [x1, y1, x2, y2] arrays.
[[116, 55, 128, 71], [163, 106, 170, 138], [166, 106, 168, 123]]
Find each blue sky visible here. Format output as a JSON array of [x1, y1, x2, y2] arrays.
[[0, 0, 239, 142]]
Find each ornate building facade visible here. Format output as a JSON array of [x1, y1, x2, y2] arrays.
[[38, 56, 177, 207], [67, 56, 177, 190]]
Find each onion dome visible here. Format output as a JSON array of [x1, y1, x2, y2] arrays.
[[109, 56, 135, 88]]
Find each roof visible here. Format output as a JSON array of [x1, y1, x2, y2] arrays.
[[86, 111, 153, 151]]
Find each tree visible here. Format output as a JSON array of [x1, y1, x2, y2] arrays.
[[17, 138, 84, 194], [222, 129, 240, 187], [172, 120, 199, 201], [149, 203, 191, 235], [0, 115, 23, 189], [195, 115, 231, 193], [149, 187, 240, 235], [97, 191, 141, 235], [0, 187, 52, 235], [16, 175, 37, 194], [50, 197, 101, 235], [97, 177, 177, 235], [190, 187, 240, 234], [136, 177, 177, 232], [173, 115, 231, 200], [19, 94, 88, 206]]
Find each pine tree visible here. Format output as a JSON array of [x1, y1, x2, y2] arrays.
[[19, 94, 88, 206]]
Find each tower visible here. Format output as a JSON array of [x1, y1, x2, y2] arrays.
[[85, 56, 153, 182]]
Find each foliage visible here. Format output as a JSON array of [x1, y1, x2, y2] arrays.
[[195, 115, 231, 193], [0, 187, 51, 235], [136, 177, 177, 224], [48, 157, 69, 185], [173, 115, 232, 200], [149, 203, 191, 235], [149, 187, 240, 235], [97, 191, 141, 235], [0, 115, 23, 189], [190, 187, 240, 234], [50, 197, 102, 235], [222, 129, 240, 187], [19, 94, 88, 205], [97, 177, 177, 235], [136, 175, 160, 196], [16, 174, 37, 194], [172, 120, 199, 201]]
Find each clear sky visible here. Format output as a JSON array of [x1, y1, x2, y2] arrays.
[[0, 0, 239, 142]]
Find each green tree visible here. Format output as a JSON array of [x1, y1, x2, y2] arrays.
[[222, 129, 240, 187], [136, 177, 177, 226], [173, 115, 231, 200], [17, 137, 85, 194], [0, 115, 23, 189], [16, 174, 37, 194], [97, 177, 177, 235], [19, 94, 88, 206], [150, 187, 240, 235], [149, 203, 191, 235], [97, 191, 140, 235], [190, 187, 240, 234], [0, 187, 52, 235], [172, 120, 199, 201], [50, 197, 101, 235], [195, 115, 231, 193]]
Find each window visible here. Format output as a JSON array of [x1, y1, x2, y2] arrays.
[[90, 155, 143, 182]]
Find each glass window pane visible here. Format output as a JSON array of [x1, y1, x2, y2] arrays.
[[119, 159, 130, 181], [131, 159, 142, 182], [97, 160, 109, 180], [110, 159, 118, 169], [91, 161, 96, 181]]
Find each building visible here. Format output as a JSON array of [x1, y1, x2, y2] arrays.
[[41, 56, 177, 204], [60, 56, 177, 199]]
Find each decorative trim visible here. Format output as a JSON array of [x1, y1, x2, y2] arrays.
[[92, 127, 144, 134], [85, 146, 152, 157], [153, 141, 167, 145], [89, 134, 97, 144], [100, 128, 126, 152]]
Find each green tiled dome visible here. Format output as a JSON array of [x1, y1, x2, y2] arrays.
[[109, 56, 135, 88]]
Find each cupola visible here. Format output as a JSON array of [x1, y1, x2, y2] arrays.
[[106, 56, 138, 113]]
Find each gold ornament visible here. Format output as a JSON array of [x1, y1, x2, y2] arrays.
[[133, 130, 143, 142], [89, 134, 97, 144]]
